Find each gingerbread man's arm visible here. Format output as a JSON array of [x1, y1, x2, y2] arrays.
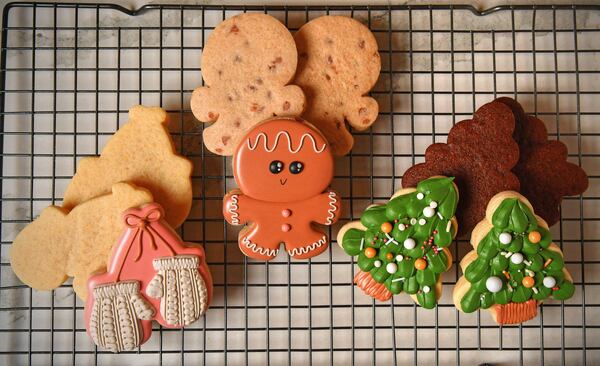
[[310, 190, 342, 226], [223, 190, 256, 225]]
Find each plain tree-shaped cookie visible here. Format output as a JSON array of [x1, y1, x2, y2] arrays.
[[402, 101, 521, 236], [62, 106, 193, 228], [10, 182, 153, 300], [191, 13, 305, 155], [495, 97, 589, 226], [293, 16, 381, 156]]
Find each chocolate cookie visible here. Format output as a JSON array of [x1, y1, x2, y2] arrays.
[[191, 13, 305, 155], [293, 15, 381, 156], [495, 97, 589, 226], [402, 101, 521, 235]]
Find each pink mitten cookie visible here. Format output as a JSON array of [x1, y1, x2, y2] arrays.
[[191, 13, 305, 155], [223, 118, 341, 260], [293, 15, 381, 156], [85, 203, 213, 352]]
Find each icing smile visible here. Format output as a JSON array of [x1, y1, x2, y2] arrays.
[[279, 178, 287, 185]]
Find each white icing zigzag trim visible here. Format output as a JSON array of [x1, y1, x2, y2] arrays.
[[288, 235, 327, 257], [242, 237, 279, 257], [229, 194, 240, 225], [325, 192, 338, 225], [247, 131, 326, 154]]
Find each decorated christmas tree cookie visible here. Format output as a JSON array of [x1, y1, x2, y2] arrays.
[[453, 191, 575, 324], [337, 176, 458, 309]]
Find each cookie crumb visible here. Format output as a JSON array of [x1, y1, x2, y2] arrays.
[[325, 74, 331, 81], [283, 101, 290, 111], [358, 107, 367, 115], [222, 135, 231, 145], [359, 39, 365, 49]]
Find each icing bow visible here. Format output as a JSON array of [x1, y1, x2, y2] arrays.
[[123, 205, 175, 261]]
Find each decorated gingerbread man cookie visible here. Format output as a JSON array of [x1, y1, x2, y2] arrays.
[[223, 118, 341, 260], [191, 13, 305, 155]]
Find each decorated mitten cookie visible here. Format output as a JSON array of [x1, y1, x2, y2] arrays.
[[85, 203, 212, 352], [337, 177, 458, 308], [223, 118, 341, 260], [402, 100, 521, 236], [63, 105, 193, 228], [495, 97, 589, 226], [191, 13, 305, 155], [453, 191, 575, 325], [293, 15, 381, 156], [9, 182, 153, 300]]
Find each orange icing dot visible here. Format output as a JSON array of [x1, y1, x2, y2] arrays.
[[364, 247, 377, 259], [522, 276, 535, 288], [380, 222, 393, 234], [414, 258, 427, 270], [528, 231, 541, 244], [386, 252, 393, 260]]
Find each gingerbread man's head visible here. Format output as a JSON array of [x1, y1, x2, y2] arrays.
[[233, 118, 334, 202]]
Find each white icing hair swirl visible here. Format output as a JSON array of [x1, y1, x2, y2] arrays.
[[247, 131, 326, 154]]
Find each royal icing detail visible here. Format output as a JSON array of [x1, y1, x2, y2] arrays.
[[228, 194, 240, 225], [457, 196, 575, 324], [341, 177, 458, 309], [325, 191, 338, 225], [224, 118, 340, 260], [247, 130, 326, 154], [85, 203, 213, 352]]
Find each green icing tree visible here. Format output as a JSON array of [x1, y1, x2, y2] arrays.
[[459, 198, 575, 313], [341, 177, 458, 309]]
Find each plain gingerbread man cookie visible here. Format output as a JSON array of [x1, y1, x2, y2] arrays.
[[223, 118, 341, 260], [9, 182, 153, 300], [293, 15, 381, 156], [191, 13, 305, 156]]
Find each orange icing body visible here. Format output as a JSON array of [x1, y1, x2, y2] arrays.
[[223, 118, 341, 260]]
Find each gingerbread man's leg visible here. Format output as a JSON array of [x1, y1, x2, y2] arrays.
[[238, 224, 281, 261], [285, 225, 329, 260]]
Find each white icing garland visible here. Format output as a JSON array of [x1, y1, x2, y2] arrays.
[[247, 131, 326, 154], [229, 194, 240, 225], [325, 192, 338, 225], [384, 233, 398, 245], [242, 236, 279, 257], [287, 235, 327, 257]]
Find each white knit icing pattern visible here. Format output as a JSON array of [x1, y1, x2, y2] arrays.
[[287, 235, 327, 257], [147, 255, 208, 326], [229, 194, 240, 225], [88, 280, 154, 352], [325, 191, 338, 225], [241, 236, 279, 257]]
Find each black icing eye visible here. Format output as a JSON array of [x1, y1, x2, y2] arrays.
[[289, 161, 304, 174], [269, 160, 284, 174]]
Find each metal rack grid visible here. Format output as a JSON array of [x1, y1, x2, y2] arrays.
[[0, 2, 598, 365]]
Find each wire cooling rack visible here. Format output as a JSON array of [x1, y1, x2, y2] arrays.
[[0, 2, 599, 365]]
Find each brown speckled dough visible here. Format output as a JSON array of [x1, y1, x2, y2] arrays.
[[191, 13, 305, 155], [293, 16, 381, 156], [402, 101, 521, 236], [495, 97, 589, 226]]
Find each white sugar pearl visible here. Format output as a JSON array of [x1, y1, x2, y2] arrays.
[[422, 285, 431, 293], [543, 276, 556, 288], [403, 238, 416, 250], [486, 276, 503, 293], [418, 218, 427, 225], [398, 224, 406, 231], [410, 218, 417, 225], [374, 260, 382, 268], [417, 193, 424, 200], [386, 262, 398, 274], [429, 201, 438, 208], [510, 253, 524, 264], [499, 232, 512, 245], [423, 206, 436, 218], [396, 254, 404, 262]]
